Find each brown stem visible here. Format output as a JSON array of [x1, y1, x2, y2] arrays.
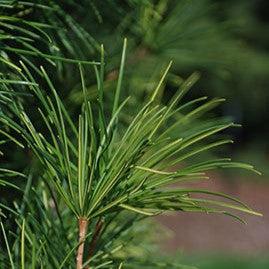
[[85, 218, 104, 269], [76, 217, 89, 269]]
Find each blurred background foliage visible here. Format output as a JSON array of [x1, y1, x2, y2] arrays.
[[2, 0, 269, 170]]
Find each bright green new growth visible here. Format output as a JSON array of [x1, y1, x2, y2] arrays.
[[0, 38, 261, 268]]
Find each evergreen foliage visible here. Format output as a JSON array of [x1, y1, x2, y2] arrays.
[[0, 1, 264, 268]]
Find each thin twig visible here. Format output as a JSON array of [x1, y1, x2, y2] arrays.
[[76, 217, 89, 269], [86, 217, 104, 269]]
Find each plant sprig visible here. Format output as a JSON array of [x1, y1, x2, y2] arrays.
[[0, 39, 261, 268]]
